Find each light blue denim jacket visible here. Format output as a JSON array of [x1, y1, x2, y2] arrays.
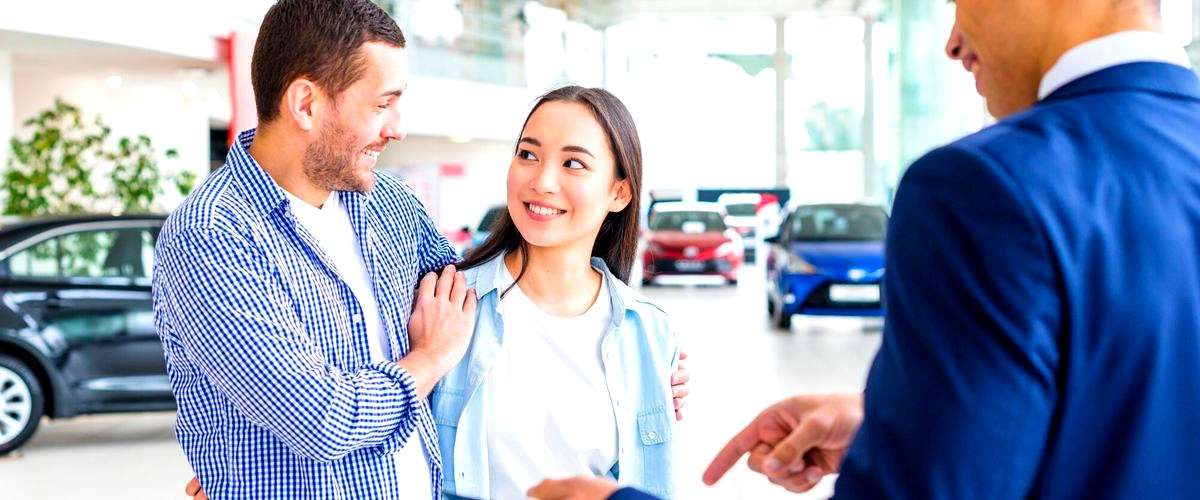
[[432, 254, 679, 499]]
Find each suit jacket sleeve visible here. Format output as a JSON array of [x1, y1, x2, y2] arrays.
[[834, 145, 1063, 499]]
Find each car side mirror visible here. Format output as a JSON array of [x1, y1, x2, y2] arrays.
[[764, 235, 780, 245]]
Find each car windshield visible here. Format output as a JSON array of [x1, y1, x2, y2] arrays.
[[650, 211, 727, 232], [477, 206, 504, 232], [789, 206, 887, 241], [724, 203, 757, 217]]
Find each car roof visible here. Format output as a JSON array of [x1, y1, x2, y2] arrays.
[[651, 201, 725, 213], [717, 193, 761, 204], [0, 214, 167, 251]]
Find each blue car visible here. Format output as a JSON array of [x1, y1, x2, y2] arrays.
[[765, 204, 888, 328]]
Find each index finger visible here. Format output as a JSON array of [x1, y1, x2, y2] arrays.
[[702, 420, 760, 485]]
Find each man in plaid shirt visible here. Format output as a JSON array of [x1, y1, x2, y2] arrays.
[[153, 1, 476, 498]]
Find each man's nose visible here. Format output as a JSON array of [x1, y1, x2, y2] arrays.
[[945, 25, 965, 60], [382, 112, 406, 142]]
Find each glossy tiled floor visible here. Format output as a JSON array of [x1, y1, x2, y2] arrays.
[[0, 262, 883, 500]]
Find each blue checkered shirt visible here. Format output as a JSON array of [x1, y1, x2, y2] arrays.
[[153, 129, 458, 499]]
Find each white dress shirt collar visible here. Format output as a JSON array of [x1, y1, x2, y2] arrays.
[[1038, 30, 1191, 100]]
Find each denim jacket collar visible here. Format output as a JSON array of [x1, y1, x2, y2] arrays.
[[468, 253, 646, 329]]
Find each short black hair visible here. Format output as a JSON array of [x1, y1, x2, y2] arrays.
[[251, 0, 406, 123]]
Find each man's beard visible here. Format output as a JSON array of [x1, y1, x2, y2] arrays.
[[302, 120, 373, 193]]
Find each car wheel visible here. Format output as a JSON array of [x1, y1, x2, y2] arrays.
[[771, 299, 793, 331], [766, 293, 776, 315], [641, 277, 654, 287], [0, 354, 44, 456], [726, 278, 739, 286]]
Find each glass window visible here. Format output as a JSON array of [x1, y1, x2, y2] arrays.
[[650, 211, 728, 232], [6, 228, 155, 281], [7, 238, 60, 278], [789, 206, 888, 242], [724, 203, 758, 217]]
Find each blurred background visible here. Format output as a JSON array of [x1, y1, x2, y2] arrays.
[[0, 0, 1198, 498]]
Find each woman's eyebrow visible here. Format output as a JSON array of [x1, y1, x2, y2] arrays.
[[562, 145, 595, 158]]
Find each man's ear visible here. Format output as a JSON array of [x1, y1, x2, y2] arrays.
[[283, 79, 319, 132], [609, 179, 633, 213]]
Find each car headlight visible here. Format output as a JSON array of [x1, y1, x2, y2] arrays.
[[717, 241, 737, 256], [786, 255, 818, 274]]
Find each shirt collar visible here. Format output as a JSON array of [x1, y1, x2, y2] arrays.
[[1038, 30, 1191, 101], [228, 128, 291, 217]]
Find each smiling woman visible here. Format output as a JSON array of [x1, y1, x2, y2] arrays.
[[440, 86, 681, 499]]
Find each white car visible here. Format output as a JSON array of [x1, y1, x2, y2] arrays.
[[717, 193, 781, 262]]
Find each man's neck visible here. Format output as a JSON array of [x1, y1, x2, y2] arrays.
[[1036, 4, 1161, 80], [248, 125, 331, 208]]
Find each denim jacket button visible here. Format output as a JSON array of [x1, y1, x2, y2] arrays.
[[647, 430, 659, 440]]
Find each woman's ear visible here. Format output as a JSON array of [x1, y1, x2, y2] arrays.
[[284, 79, 319, 132], [609, 179, 633, 213]]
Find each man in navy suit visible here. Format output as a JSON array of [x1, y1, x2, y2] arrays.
[[532, 0, 1200, 498]]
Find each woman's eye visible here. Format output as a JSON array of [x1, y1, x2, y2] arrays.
[[565, 159, 586, 170], [517, 149, 538, 161]]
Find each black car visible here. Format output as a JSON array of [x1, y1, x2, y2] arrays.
[[0, 215, 173, 455]]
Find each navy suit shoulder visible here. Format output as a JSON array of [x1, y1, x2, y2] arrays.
[[835, 62, 1200, 499]]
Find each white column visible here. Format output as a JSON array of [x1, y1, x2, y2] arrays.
[[773, 15, 789, 188], [0, 50, 13, 175], [862, 15, 879, 204]]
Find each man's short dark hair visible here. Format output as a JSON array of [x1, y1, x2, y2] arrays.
[[251, 0, 406, 123]]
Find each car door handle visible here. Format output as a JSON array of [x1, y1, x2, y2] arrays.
[[44, 292, 63, 310]]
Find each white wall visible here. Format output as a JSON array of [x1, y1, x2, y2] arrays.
[[11, 65, 221, 211], [379, 134, 515, 231], [402, 75, 542, 141], [0, 50, 12, 173]]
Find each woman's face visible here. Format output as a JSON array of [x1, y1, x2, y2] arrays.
[[507, 101, 631, 252]]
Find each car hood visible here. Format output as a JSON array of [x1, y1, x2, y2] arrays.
[[788, 240, 884, 280], [648, 231, 730, 247]]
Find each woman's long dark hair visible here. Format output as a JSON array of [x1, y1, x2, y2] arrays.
[[459, 86, 644, 293]]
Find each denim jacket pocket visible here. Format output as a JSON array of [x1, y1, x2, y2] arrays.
[[637, 407, 673, 445], [636, 407, 675, 498]]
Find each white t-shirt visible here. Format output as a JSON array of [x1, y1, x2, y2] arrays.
[[483, 258, 619, 500], [284, 190, 432, 499]]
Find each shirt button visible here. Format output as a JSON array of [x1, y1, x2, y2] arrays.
[[458, 472, 465, 478], [352, 314, 362, 323]]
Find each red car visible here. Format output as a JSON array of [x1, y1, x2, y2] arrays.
[[642, 202, 743, 286]]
